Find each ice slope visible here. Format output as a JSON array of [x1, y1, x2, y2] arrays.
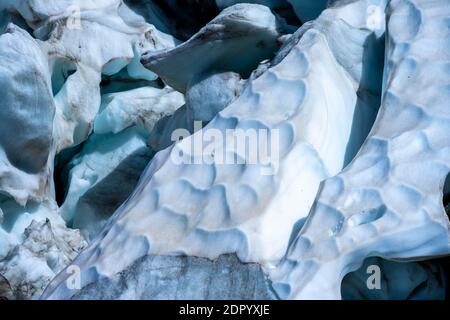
[[41, 0, 386, 299], [271, 0, 450, 300]]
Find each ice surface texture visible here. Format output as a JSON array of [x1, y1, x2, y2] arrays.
[[271, 0, 450, 299], [0, 0, 449, 300], [70, 254, 276, 300], [42, 0, 398, 300]]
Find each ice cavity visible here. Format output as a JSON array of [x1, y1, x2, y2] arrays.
[[271, 0, 450, 300], [58, 83, 185, 242], [41, 0, 385, 300]]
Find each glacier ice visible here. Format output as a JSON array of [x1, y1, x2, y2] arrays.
[[341, 257, 447, 300], [185, 71, 245, 123], [94, 86, 184, 135], [59, 127, 154, 241], [148, 71, 245, 152], [0, 0, 449, 301], [2, 0, 178, 152], [0, 199, 86, 299], [0, 22, 88, 300], [43, 254, 447, 300], [141, 3, 296, 93], [0, 0, 178, 300], [270, 0, 450, 299], [0, 25, 54, 206], [68, 254, 276, 300], [41, 0, 390, 300]]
